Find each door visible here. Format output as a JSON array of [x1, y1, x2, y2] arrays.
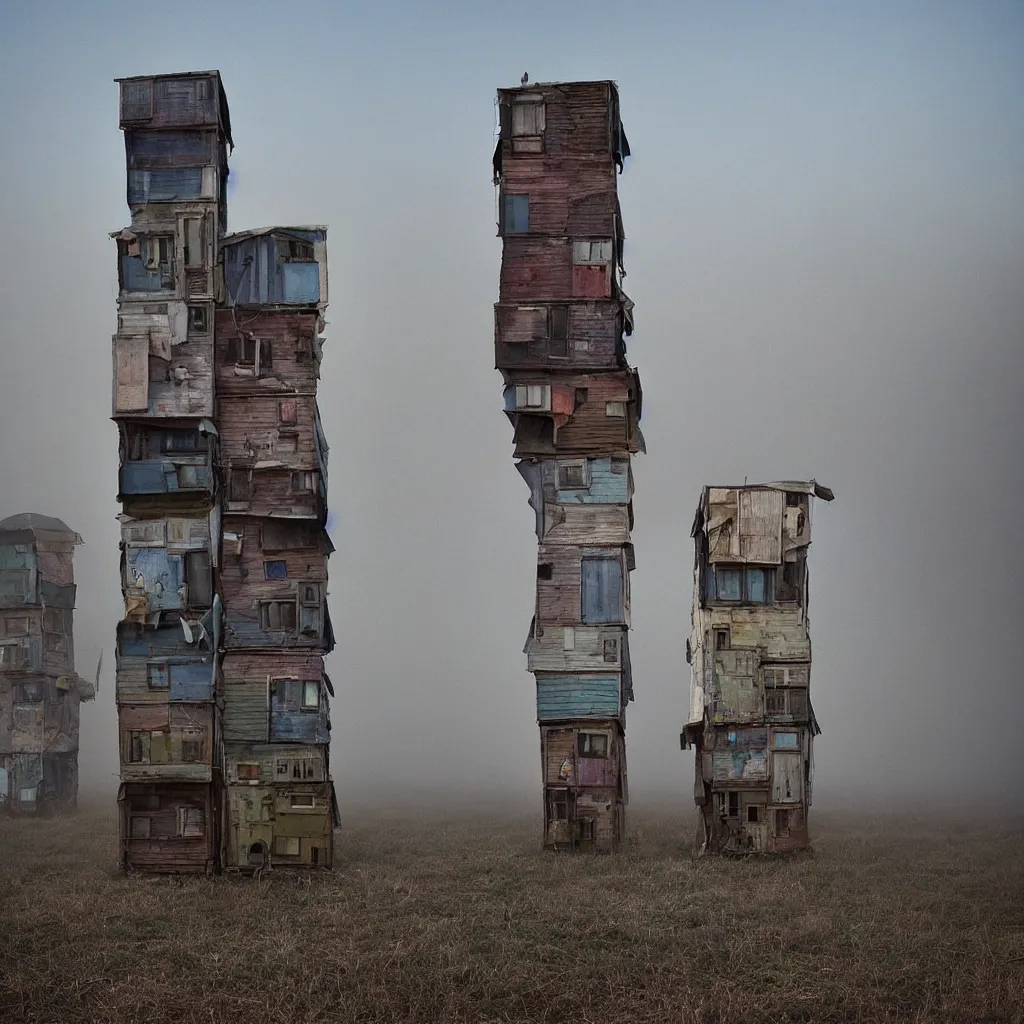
[[771, 751, 803, 804], [581, 556, 623, 624]]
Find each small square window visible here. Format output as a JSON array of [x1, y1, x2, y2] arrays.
[[181, 740, 203, 762], [177, 807, 205, 838], [578, 732, 609, 758], [264, 560, 288, 580], [605, 401, 626, 418], [747, 805, 761, 824], [714, 627, 730, 651], [291, 471, 316, 493], [187, 305, 208, 334], [130, 816, 151, 839], [291, 793, 315, 809], [602, 638, 619, 663], [558, 462, 588, 489], [147, 663, 170, 689], [537, 563, 553, 581]]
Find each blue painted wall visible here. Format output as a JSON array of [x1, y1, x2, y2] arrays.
[[127, 167, 205, 205], [223, 229, 324, 306], [554, 458, 630, 505], [120, 460, 213, 496], [536, 675, 621, 721]]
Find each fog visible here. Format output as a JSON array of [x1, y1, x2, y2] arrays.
[[1, 1, 1022, 815]]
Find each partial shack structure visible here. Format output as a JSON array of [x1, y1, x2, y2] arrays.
[[493, 80, 642, 850], [111, 70, 337, 874], [682, 481, 833, 854], [0, 514, 95, 814]]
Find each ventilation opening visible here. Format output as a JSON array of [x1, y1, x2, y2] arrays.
[[247, 841, 268, 868]]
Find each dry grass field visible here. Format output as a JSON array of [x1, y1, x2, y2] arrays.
[[0, 798, 1021, 1024]]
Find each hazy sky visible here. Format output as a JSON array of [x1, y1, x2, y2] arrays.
[[1, 1, 1022, 812]]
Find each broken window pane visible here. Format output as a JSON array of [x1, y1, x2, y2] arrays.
[[558, 462, 587, 489], [578, 732, 609, 758]]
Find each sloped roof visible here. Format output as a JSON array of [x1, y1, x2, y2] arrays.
[[0, 513, 82, 540]]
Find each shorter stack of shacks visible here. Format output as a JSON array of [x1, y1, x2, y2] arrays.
[[0, 514, 95, 814], [681, 481, 833, 854], [493, 79, 642, 850], [111, 69, 337, 874]]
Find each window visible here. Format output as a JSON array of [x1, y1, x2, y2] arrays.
[[299, 584, 321, 636], [605, 401, 626, 418], [0, 642, 29, 670], [286, 240, 314, 261], [301, 681, 319, 709], [558, 461, 588, 489], [147, 663, 170, 690], [574, 387, 589, 407], [185, 550, 212, 608], [183, 217, 205, 268], [260, 600, 297, 632], [278, 398, 298, 425], [548, 790, 570, 821], [229, 469, 251, 502], [291, 793, 315, 808], [773, 731, 800, 749], [572, 240, 613, 264], [785, 491, 807, 508], [129, 732, 151, 763], [578, 732, 609, 758], [195, 78, 211, 101], [537, 563, 553, 581], [264, 560, 288, 580], [577, 818, 595, 842], [712, 566, 775, 603], [144, 235, 172, 270], [727, 792, 740, 818], [237, 762, 260, 780], [163, 430, 199, 454], [511, 100, 545, 136], [177, 807, 205, 838], [286, 758, 319, 780], [765, 689, 786, 716], [747, 805, 761, 824], [603, 638, 619, 663], [4, 616, 30, 636], [775, 809, 791, 833], [503, 194, 529, 234], [714, 627, 731, 651], [181, 739, 203, 762], [548, 305, 568, 357], [515, 384, 550, 410], [262, 522, 313, 551], [187, 304, 208, 334], [275, 836, 301, 856], [291, 471, 316, 493], [130, 817, 151, 839], [563, 626, 575, 652]]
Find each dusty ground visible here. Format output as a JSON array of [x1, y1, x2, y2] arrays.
[[0, 800, 1021, 1024]]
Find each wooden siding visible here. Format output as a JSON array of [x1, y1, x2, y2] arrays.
[[497, 82, 618, 160], [224, 782, 334, 870], [214, 309, 322, 397], [706, 487, 786, 565], [536, 675, 622, 721], [503, 370, 642, 459], [499, 238, 572, 300], [223, 742, 328, 785], [220, 652, 328, 742], [498, 161, 616, 236], [541, 722, 621, 787], [218, 394, 321, 473], [119, 781, 216, 874], [115, 620, 215, 704], [495, 302, 625, 371], [223, 467, 325, 523], [117, 703, 214, 783], [118, 74, 226, 132], [112, 332, 214, 419], [542, 503, 630, 547], [526, 625, 627, 674]]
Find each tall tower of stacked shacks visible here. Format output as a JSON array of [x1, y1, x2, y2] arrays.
[[681, 482, 833, 854], [112, 70, 337, 874], [493, 81, 642, 850], [0, 515, 95, 814]]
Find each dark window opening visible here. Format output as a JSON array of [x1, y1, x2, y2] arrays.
[[578, 732, 609, 758], [537, 563, 553, 581], [184, 550, 212, 608], [577, 818, 595, 842], [549, 305, 568, 357], [776, 809, 791, 833], [188, 304, 209, 334], [727, 792, 740, 818], [558, 462, 587, 489], [181, 740, 203, 762], [286, 240, 314, 261], [603, 638, 618, 662], [747, 805, 761, 823], [714, 627, 730, 651], [574, 387, 589, 407], [785, 492, 807, 508], [261, 601, 297, 632], [291, 471, 316, 493], [264, 560, 288, 580]]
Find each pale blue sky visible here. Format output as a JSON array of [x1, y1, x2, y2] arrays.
[[1, 1, 1022, 808]]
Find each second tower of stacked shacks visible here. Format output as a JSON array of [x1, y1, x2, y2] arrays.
[[493, 81, 641, 849]]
